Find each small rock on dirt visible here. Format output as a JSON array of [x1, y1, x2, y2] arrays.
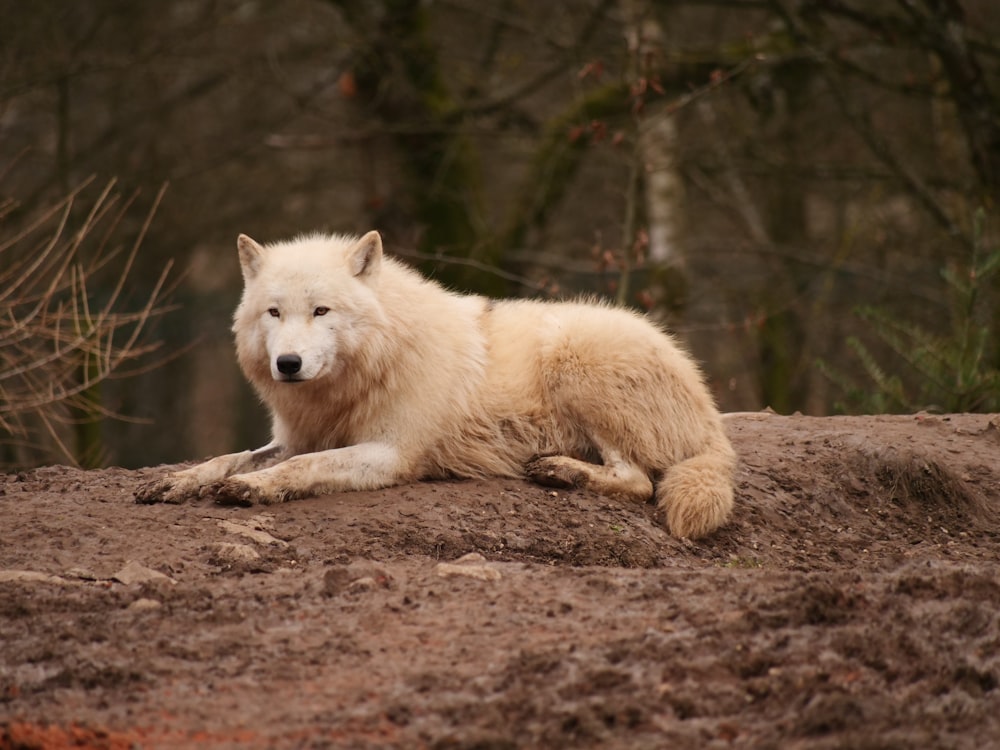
[[323, 561, 393, 597], [434, 552, 502, 582], [217, 519, 289, 547], [210, 542, 262, 564], [112, 561, 176, 586]]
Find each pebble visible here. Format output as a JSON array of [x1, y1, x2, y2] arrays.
[[434, 552, 502, 582], [113, 561, 176, 585]]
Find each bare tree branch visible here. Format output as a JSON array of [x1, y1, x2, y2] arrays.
[[0, 179, 179, 467]]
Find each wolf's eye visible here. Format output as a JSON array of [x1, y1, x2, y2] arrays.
[[267, 307, 280, 318], [314, 306, 330, 317]]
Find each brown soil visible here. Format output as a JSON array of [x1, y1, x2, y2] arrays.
[[2, 412, 999, 749]]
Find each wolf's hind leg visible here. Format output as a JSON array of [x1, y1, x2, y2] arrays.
[[526, 442, 653, 504]]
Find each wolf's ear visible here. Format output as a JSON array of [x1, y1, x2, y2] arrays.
[[347, 230, 382, 279], [237, 234, 265, 281]]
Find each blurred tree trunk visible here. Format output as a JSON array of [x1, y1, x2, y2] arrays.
[[331, 0, 490, 290], [913, 0, 1000, 202], [911, 0, 1000, 369], [774, 0, 1000, 381], [622, 0, 688, 316], [500, 84, 628, 265]]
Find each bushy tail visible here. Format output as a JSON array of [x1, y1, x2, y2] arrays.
[[657, 432, 736, 539]]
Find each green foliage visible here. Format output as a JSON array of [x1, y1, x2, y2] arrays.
[[820, 210, 1000, 414]]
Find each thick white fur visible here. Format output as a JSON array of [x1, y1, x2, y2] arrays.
[[137, 231, 736, 539]]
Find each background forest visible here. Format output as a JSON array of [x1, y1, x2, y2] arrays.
[[2, 0, 999, 469]]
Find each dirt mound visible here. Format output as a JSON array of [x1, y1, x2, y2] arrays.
[[2, 413, 999, 748]]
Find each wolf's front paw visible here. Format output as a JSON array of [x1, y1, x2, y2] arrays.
[[135, 476, 203, 505], [207, 477, 284, 507], [525, 456, 589, 490]]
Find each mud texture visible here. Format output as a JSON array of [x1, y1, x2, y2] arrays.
[[2, 412, 999, 749]]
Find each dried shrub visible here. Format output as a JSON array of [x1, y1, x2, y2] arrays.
[[0, 177, 177, 467]]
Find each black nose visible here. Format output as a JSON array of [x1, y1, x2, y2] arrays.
[[276, 354, 302, 375]]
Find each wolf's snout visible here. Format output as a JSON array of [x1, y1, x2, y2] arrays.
[[276, 354, 302, 375]]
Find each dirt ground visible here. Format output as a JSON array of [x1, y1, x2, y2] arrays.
[[2, 411, 999, 749]]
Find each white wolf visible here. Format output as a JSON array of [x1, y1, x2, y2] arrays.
[[137, 231, 736, 539]]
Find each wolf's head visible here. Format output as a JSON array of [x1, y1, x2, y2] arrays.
[[232, 231, 388, 386]]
